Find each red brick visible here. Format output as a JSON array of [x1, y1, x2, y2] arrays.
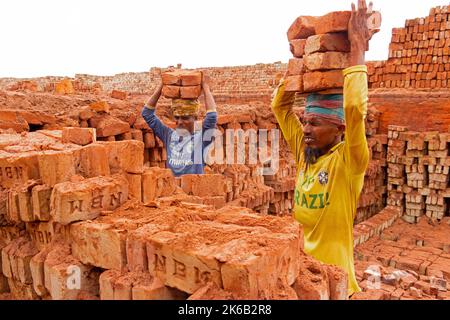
[[180, 174, 226, 197], [62, 127, 96, 146], [180, 85, 202, 99], [292, 254, 330, 300], [15, 240, 39, 285], [289, 39, 307, 58], [303, 70, 344, 92], [284, 75, 304, 92], [38, 150, 79, 187], [304, 52, 350, 71], [304, 33, 350, 55], [126, 173, 142, 202], [0, 152, 40, 188], [142, 167, 177, 204], [161, 72, 181, 85], [162, 85, 180, 99], [315, 11, 351, 35], [30, 185, 51, 222], [44, 245, 100, 300], [287, 16, 317, 40], [287, 58, 305, 76], [71, 220, 128, 270], [111, 90, 128, 100], [50, 174, 129, 224], [78, 144, 110, 178], [181, 71, 202, 86], [98, 140, 144, 174], [90, 115, 130, 138]]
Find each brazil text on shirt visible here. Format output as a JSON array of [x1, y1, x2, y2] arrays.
[[141, 107, 217, 176], [295, 190, 330, 209]]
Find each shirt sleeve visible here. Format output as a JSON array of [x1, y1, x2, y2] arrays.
[[202, 111, 218, 149], [342, 65, 370, 175], [202, 111, 217, 131], [270, 79, 304, 165], [141, 106, 172, 143]]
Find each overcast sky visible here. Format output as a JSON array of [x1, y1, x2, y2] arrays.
[[0, 0, 448, 78]]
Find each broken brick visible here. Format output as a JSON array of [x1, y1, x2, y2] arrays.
[[287, 16, 317, 40]]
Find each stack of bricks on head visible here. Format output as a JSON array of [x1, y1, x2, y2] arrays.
[[161, 70, 203, 100], [286, 10, 382, 94]]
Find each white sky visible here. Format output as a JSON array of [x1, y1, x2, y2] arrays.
[[0, 0, 448, 78]]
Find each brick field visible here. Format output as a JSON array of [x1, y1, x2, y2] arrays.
[[0, 5, 449, 300]]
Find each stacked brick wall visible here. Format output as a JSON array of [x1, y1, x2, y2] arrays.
[[0, 63, 287, 104], [386, 125, 449, 223], [368, 5, 450, 89]]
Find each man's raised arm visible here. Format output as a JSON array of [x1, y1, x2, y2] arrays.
[[271, 76, 304, 165], [342, 0, 377, 174]]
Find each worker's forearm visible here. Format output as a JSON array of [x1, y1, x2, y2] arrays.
[[203, 85, 217, 112], [349, 43, 365, 66], [146, 84, 163, 108]]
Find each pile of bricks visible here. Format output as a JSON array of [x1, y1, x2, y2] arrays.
[[386, 125, 450, 223], [353, 216, 450, 300], [368, 5, 450, 89], [0, 128, 351, 300]]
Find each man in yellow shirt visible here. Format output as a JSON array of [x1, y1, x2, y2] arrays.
[[271, 0, 377, 296]]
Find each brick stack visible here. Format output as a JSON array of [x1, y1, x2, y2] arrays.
[[355, 108, 388, 223], [286, 11, 381, 94], [386, 125, 407, 213], [264, 158, 297, 216], [386, 125, 450, 223], [161, 70, 203, 99], [368, 5, 450, 89], [286, 12, 351, 93], [356, 153, 387, 224]]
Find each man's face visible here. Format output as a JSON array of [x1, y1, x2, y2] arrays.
[[175, 115, 196, 134], [302, 114, 344, 152]]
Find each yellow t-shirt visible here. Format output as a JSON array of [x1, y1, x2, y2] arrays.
[[271, 65, 370, 296]]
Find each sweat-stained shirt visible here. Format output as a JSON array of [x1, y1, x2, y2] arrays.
[[271, 65, 370, 296], [141, 106, 217, 177]]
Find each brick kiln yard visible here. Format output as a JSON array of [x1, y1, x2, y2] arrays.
[[0, 5, 450, 301]]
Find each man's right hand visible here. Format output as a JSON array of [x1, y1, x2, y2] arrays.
[[348, 0, 377, 65]]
